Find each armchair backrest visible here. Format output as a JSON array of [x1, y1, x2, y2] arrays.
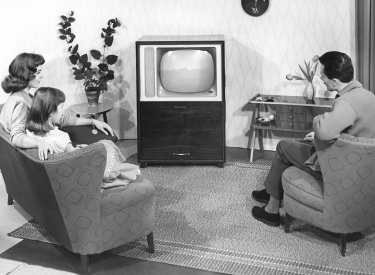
[[0, 106, 108, 252], [315, 134, 375, 233]]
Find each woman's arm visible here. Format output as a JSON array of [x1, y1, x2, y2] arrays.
[[59, 114, 114, 136], [76, 117, 114, 136]]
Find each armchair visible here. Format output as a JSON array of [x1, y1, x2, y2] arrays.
[[282, 133, 375, 256], [0, 105, 155, 274]]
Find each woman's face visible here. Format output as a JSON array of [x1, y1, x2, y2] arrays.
[[28, 65, 44, 88], [50, 103, 65, 125]]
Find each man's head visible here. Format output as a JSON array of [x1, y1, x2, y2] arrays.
[[319, 51, 354, 91]]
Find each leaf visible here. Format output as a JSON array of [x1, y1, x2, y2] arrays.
[[59, 29, 66, 35], [101, 33, 104, 38], [299, 64, 310, 81], [67, 34, 75, 44], [61, 15, 68, 21], [84, 69, 94, 79], [66, 28, 71, 35], [108, 19, 115, 25], [69, 55, 79, 65], [72, 44, 78, 55], [59, 35, 67, 40], [98, 83, 108, 91], [107, 70, 114, 75], [68, 17, 75, 22], [68, 46, 72, 52], [69, 11, 74, 16], [105, 36, 114, 47], [81, 54, 88, 63], [62, 22, 71, 29], [106, 55, 118, 65], [98, 63, 109, 71], [90, 50, 101, 60], [75, 74, 85, 80], [83, 61, 92, 69]]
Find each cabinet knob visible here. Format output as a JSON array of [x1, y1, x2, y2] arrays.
[[289, 124, 293, 128], [288, 107, 293, 111], [289, 115, 293, 120]]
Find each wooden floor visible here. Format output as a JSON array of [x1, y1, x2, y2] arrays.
[[0, 141, 275, 275]]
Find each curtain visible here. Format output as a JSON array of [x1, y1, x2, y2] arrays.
[[355, 0, 375, 93]]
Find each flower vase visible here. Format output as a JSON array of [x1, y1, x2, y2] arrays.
[[85, 87, 101, 106], [304, 82, 315, 103]]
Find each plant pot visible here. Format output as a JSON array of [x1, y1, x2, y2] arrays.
[[85, 88, 101, 106], [304, 82, 315, 103]]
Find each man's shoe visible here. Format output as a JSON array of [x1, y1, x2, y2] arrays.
[[252, 189, 270, 203], [252, 205, 280, 227]]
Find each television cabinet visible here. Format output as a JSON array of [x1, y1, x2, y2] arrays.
[[136, 35, 226, 167]]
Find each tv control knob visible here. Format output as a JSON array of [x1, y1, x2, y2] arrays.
[[208, 90, 214, 94]]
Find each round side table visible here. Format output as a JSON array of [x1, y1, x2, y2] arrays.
[[69, 101, 114, 123]]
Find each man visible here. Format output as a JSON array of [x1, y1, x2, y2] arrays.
[[251, 51, 375, 227]]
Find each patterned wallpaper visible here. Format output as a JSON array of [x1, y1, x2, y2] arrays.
[[0, 0, 355, 149]]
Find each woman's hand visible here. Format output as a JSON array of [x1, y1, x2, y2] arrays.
[[37, 140, 55, 160], [92, 120, 114, 136]]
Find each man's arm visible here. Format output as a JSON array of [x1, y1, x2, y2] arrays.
[[313, 100, 356, 141]]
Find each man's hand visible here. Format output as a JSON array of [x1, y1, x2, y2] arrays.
[[92, 120, 114, 136], [37, 140, 54, 160], [304, 132, 315, 142]]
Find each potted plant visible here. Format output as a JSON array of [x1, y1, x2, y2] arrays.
[[58, 11, 121, 105], [286, 55, 320, 102]]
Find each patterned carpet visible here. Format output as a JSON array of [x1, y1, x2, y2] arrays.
[[8, 156, 375, 275]]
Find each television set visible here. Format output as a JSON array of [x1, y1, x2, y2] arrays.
[[136, 35, 226, 167], [136, 35, 225, 101]]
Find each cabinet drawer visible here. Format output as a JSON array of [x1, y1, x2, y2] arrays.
[[276, 120, 307, 130], [277, 113, 306, 122], [276, 105, 306, 114]]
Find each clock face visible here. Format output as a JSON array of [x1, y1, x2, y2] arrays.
[[241, 0, 270, 17]]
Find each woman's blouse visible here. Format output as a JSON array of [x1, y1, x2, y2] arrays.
[[0, 90, 78, 148]]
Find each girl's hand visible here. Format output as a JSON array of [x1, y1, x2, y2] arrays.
[[92, 120, 114, 136], [37, 140, 55, 160]]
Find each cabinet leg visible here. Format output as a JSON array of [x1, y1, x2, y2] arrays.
[[250, 128, 256, 163], [140, 162, 147, 168], [258, 129, 264, 152]]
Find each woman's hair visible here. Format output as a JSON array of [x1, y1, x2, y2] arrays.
[[1, 53, 45, 94], [319, 51, 354, 83], [26, 87, 66, 135]]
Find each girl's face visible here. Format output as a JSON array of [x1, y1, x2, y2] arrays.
[[50, 103, 65, 125], [28, 65, 44, 89]]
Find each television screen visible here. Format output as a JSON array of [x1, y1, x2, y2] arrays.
[[159, 50, 215, 93]]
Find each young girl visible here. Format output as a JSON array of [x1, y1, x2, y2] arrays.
[[26, 87, 140, 188]]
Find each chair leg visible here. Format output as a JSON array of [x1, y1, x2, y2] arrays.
[[340, 234, 347, 256], [284, 213, 292, 233], [7, 195, 13, 205], [80, 254, 89, 275], [147, 232, 155, 253]]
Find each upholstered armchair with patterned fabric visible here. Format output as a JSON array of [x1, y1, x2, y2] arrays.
[[0, 105, 155, 275], [282, 133, 375, 256]]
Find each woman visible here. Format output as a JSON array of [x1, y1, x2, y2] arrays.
[[0, 52, 114, 160]]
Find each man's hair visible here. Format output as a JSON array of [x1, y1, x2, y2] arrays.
[[26, 87, 66, 135], [319, 51, 354, 83], [1, 53, 45, 94]]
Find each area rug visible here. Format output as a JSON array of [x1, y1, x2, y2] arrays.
[[8, 156, 375, 275]]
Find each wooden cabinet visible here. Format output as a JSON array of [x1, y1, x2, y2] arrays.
[[248, 94, 334, 163], [138, 101, 226, 167]]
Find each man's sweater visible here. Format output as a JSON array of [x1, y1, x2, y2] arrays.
[[314, 81, 375, 141]]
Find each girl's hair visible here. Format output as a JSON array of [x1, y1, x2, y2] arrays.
[[1, 53, 45, 94], [26, 87, 66, 135]]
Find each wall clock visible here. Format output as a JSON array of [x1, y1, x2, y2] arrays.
[[241, 0, 270, 17]]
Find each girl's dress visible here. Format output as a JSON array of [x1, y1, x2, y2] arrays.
[[27, 126, 140, 189]]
